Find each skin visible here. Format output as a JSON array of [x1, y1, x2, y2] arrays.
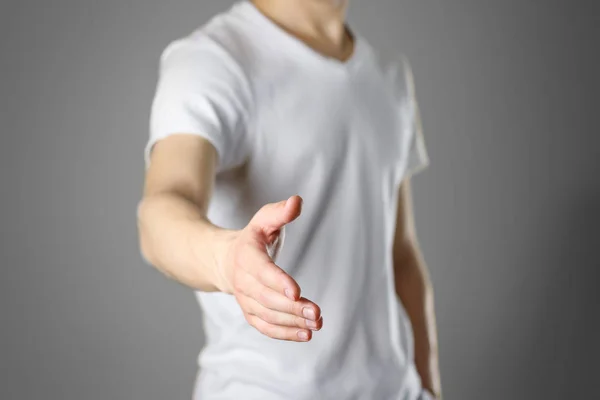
[[252, 0, 353, 62], [393, 180, 442, 398], [138, 136, 322, 341], [137, 0, 441, 397]]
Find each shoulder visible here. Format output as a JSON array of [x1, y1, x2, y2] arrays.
[[361, 41, 418, 107], [157, 6, 258, 88]]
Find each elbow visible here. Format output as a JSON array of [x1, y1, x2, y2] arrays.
[[393, 243, 432, 291], [136, 199, 157, 266], [393, 239, 420, 269], [138, 233, 155, 267]]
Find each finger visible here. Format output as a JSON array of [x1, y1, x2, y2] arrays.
[[231, 266, 265, 298], [249, 195, 303, 237], [240, 294, 324, 330], [246, 314, 313, 342], [241, 247, 301, 300], [244, 279, 321, 321]]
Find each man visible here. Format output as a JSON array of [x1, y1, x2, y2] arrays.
[[137, 0, 441, 399]]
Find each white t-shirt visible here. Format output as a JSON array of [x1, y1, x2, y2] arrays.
[[146, 2, 430, 399]]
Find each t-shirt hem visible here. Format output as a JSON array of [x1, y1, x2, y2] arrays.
[[144, 130, 225, 170]]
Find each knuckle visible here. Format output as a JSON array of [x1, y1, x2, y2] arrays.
[[232, 278, 245, 294], [260, 310, 277, 324], [256, 288, 271, 305], [255, 308, 268, 322], [281, 313, 294, 327], [290, 301, 301, 315], [257, 264, 272, 283], [262, 324, 276, 338]]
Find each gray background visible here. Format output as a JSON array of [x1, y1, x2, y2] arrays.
[[1, 0, 599, 399]]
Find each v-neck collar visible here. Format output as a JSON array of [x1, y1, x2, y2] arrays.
[[235, 1, 367, 72]]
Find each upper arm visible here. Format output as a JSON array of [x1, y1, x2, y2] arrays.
[[393, 57, 430, 259], [145, 36, 252, 169], [399, 55, 430, 179], [393, 178, 419, 260], [142, 37, 252, 210]]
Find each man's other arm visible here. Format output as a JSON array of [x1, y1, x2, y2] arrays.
[[393, 179, 442, 398]]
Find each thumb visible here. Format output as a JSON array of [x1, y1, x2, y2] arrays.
[[249, 195, 303, 236]]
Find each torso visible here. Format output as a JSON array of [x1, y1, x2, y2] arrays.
[[164, 2, 424, 399]]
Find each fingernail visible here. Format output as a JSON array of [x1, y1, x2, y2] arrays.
[[297, 331, 309, 341], [306, 320, 317, 330], [284, 289, 295, 300], [303, 307, 316, 321]]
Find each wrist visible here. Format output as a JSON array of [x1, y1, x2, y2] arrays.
[[210, 227, 239, 294]]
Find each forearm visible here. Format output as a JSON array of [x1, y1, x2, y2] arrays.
[[137, 192, 235, 292], [394, 245, 441, 398]]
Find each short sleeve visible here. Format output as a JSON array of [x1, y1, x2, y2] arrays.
[[400, 55, 430, 179], [145, 37, 252, 172]]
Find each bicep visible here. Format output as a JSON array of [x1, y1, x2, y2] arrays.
[[144, 134, 217, 213], [146, 39, 252, 175], [143, 40, 251, 210], [394, 57, 430, 252]]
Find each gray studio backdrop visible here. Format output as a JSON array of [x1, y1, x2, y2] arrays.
[[1, 1, 599, 399]]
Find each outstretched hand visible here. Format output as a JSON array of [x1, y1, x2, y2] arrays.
[[219, 195, 323, 342]]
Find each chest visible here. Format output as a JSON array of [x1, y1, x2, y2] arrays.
[[248, 65, 413, 184]]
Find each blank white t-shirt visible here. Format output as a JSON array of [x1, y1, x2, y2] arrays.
[[146, 2, 431, 399]]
